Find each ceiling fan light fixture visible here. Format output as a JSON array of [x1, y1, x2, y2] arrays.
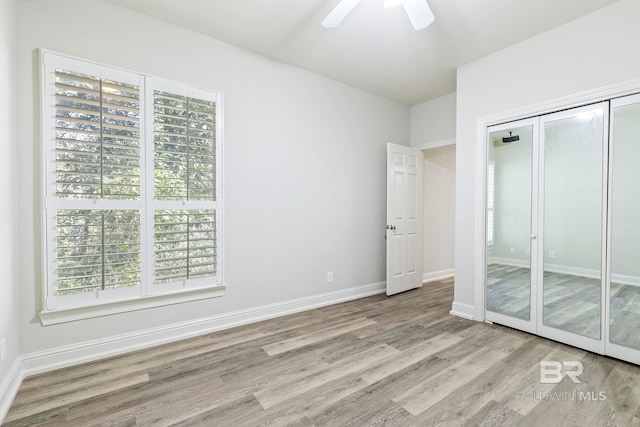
[[402, 0, 435, 30], [321, 0, 362, 28], [322, 0, 434, 31], [384, 0, 404, 8]]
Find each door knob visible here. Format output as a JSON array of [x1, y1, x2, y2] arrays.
[[530, 234, 537, 239], [390, 225, 396, 231]]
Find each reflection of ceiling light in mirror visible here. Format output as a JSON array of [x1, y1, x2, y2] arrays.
[[577, 110, 603, 120]]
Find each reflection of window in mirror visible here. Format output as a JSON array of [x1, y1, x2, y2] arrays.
[[487, 161, 495, 246]]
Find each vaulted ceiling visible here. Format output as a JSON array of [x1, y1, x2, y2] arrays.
[[106, 0, 621, 105]]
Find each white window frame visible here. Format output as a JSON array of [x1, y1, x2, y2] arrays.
[[39, 50, 225, 325]]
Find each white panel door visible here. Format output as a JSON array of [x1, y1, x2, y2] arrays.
[[386, 143, 423, 296]]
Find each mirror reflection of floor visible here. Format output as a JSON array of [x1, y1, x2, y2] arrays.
[[487, 264, 532, 321], [486, 263, 640, 350]]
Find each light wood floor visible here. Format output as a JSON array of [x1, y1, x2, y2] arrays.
[[5, 279, 640, 426]]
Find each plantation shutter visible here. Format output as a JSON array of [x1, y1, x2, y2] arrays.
[[45, 53, 144, 305], [42, 51, 223, 314], [154, 210, 217, 284], [153, 91, 216, 201], [54, 69, 141, 199], [56, 210, 141, 294], [152, 87, 218, 286]]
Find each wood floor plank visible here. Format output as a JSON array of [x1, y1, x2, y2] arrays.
[[247, 374, 369, 425], [164, 393, 265, 427], [392, 346, 509, 415], [145, 330, 299, 382], [5, 371, 150, 423], [501, 339, 556, 371], [133, 383, 253, 427], [218, 345, 331, 389], [309, 333, 382, 364], [359, 332, 463, 384], [462, 399, 524, 427], [313, 399, 414, 427], [599, 364, 640, 425], [1, 406, 69, 427], [253, 343, 399, 409], [261, 317, 376, 355], [411, 359, 529, 426], [63, 366, 225, 424], [309, 355, 455, 425]]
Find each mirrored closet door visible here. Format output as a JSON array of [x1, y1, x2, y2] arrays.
[[537, 103, 608, 354], [485, 118, 539, 334], [484, 99, 640, 364], [607, 94, 640, 365]]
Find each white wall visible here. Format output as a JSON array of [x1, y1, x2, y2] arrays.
[[455, 0, 640, 319], [16, 0, 409, 357], [0, 0, 20, 416], [423, 146, 455, 280], [411, 92, 456, 146]]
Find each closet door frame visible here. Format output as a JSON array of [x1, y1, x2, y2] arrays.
[[484, 118, 540, 334], [535, 102, 609, 355]]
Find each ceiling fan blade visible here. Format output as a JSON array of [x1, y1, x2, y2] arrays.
[[402, 0, 435, 30], [322, 0, 362, 28]]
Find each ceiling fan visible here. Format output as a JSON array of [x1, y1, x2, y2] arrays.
[[322, 0, 435, 31]]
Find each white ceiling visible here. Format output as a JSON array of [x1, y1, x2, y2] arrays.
[[106, 0, 621, 105]]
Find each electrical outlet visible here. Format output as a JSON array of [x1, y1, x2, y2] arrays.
[[510, 247, 515, 254], [549, 250, 556, 258], [0, 338, 6, 362], [327, 272, 334, 283]]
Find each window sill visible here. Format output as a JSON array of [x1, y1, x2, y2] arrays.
[[38, 285, 226, 326]]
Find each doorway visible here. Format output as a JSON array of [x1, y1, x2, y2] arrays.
[[385, 142, 456, 296], [422, 145, 455, 284]]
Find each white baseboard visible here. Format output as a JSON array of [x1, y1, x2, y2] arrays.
[[544, 263, 599, 279], [610, 273, 640, 287], [0, 359, 24, 424], [450, 301, 475, 320], [422, 269, 455, 284], [490, 259, 640, 287], [488, 257, 529, 268], [21, 281, 386, 376]]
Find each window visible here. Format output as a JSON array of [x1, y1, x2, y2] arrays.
[[41, 51, 223, 320]]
